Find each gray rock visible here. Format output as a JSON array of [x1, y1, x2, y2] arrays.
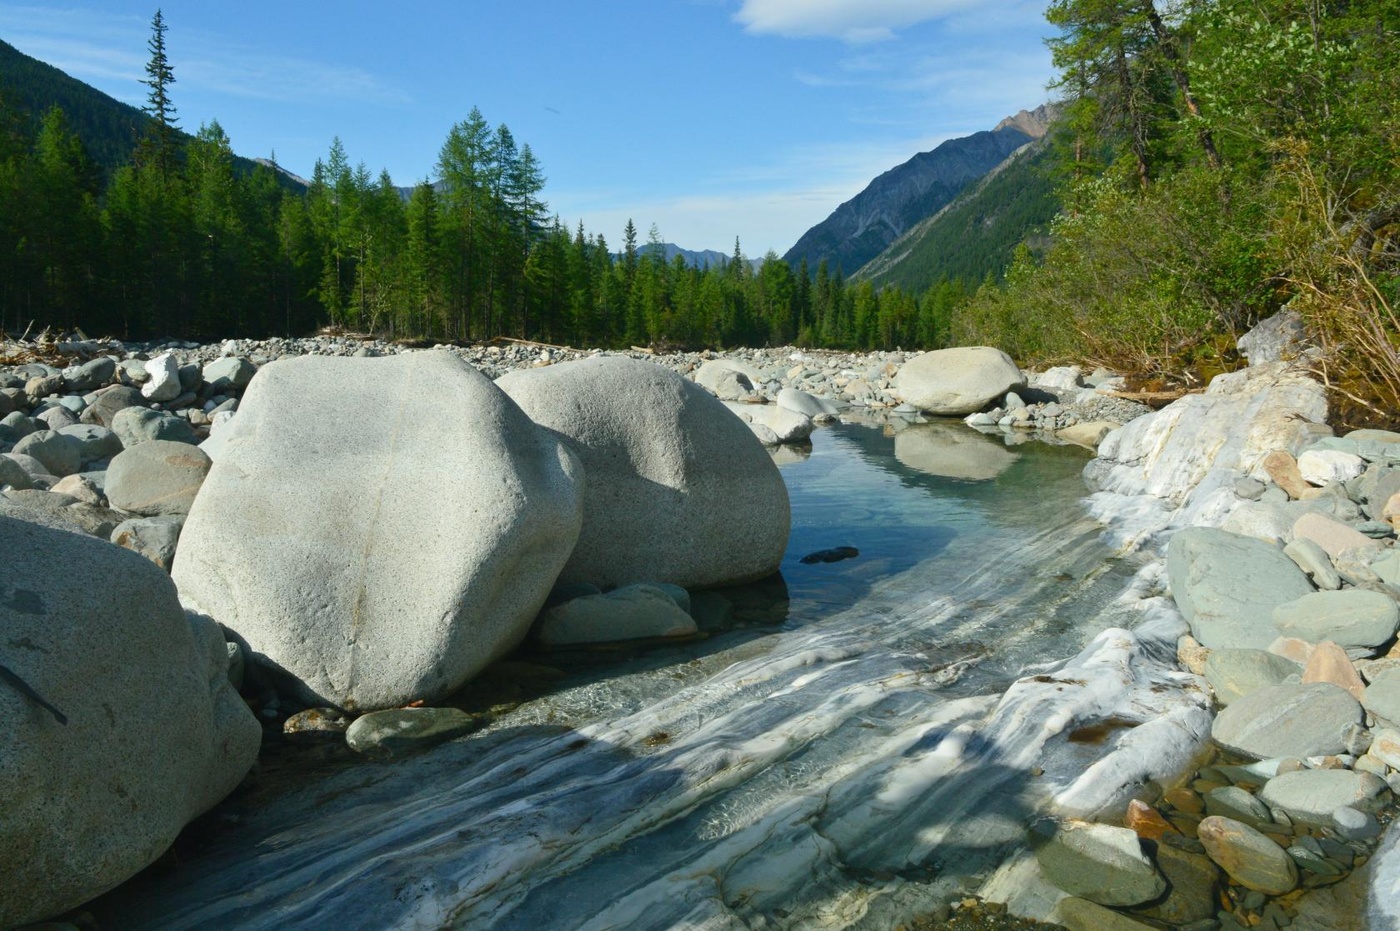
[[172, 351, 584, 712], [111, 514, 185, 571], [724, 400, 814, 445], [57, 423, 123, 465], [345, 707, 478, 759], [1031, 819, 1166, 907], [1294, 511, 1383, 558], [1212, 683, 1364, 760], [79, 385, 144, 427], [0, 410, 37, 441], [1258, 769, 1387, 826], [695, 359, 759, 400], [1205, 785, 1274, 829], [0, 514, 260, 928], [140, 352, 183, 402], [498, 356, 788, 589], [1134, 842, 1221, 926], [1284, 538, 1342, 590], [1332, 805, 1381, 840], [535, 583, 698, 646], [111, 405, 199, 448], [1363, 668, 1400, 728], [776, 386, 838, 418], [1197, 815, 1299, 895], [0, 454, 34, 490], [1205, 649, 1302, 706], [3, 451, 56, 485], [106, 440, 212, 516], [1273, 589, 1400, 650], [1237, 308, 1308, 366], [1052, 897, 1159, 931], [894, 346, 1026, 415], [11, 430, 82, 477], [25, 372, 64, 401], [1167, 527, 1315, 650], [202, 356, 257, 394], [35, 405, 78, 431], [50, 473, 104, 506], [63, 356, 116, 393], [1235, 476, 1268, 500]]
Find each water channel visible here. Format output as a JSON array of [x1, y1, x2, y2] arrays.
[[98, 417, 1193, 929]]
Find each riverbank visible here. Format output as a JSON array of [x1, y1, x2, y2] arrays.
[[3, 327, 1399, 929]]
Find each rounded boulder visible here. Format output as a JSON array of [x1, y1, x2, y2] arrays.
[[171, 351, 584, 712], [498, 355, 790, 589], [0, 514, 260, 928], [894, 346, 1026, 415]]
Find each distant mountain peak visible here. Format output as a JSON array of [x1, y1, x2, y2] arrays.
[[994, 104, 1054, 139]]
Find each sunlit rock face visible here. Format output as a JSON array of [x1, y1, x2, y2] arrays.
[[173, 351, 585, 712]]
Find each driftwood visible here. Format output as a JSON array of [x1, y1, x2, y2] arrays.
[[1103, 389, 1203, 408]]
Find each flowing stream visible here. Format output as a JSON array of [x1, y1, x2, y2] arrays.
[[97, 418, 1194, 930]]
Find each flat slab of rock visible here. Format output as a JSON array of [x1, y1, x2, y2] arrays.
[[1258, 769, 1387, 827], [535, 583, 698, 646], [1272, 589, 1400, 651], [1030, 819, 1165, 907], [1197, 815, 1298, 894], [1363, 667, 1400, 728], [1293, 511, 1383, 558], [498, 356, 789, 589], [1212, 682, 1363, 760], [0, 514, 259, 928], [173, 351, 584, 712], [1204, 649, 1301, 706], [894, 346, 1025, 415], [1167, 527, 1314, 650]]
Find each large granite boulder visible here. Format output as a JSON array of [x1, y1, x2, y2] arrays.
[[498, 355, 789, 589], [172, 351, 584, 712], [894, 346, 1025, 415], [1166, 527, 1315, 649], [0, 514, 259, 928]]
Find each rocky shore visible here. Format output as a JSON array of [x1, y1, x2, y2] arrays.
[[3, 319, 1399, 929]]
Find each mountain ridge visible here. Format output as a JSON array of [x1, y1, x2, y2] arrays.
[[780, 109, 1049, 275]]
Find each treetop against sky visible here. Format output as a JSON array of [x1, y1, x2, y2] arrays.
[[0, 0, 1054, 255]]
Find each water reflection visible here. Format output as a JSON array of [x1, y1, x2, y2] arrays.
[[893, 421, 1019, 481]]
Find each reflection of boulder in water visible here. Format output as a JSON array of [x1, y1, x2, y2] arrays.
[[894, 422, 1020, 481], [711, 571, 790, 626], [768, 442, 812, 466]]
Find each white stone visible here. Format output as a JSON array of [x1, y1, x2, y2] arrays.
[[0, 514, 259, 928], [172, 351, 584, 712], [1298, 448, 1366, 486], [140, 351, 183, 402], [498, 356, 789, 590], [894, 346, 1026, 416]]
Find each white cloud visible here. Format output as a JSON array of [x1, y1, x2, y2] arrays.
[[734, 0, 982, 43]]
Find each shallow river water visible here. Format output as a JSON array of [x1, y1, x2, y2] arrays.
[[99, 418, 1175, 930]]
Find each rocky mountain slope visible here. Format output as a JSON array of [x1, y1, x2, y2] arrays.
[[782, 106, 1051, 276]]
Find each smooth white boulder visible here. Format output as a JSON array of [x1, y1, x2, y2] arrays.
[[172, 351, 584, 711], [894, 347, 1026, 415], [0, 514, 259, 927], [723, 400, 814, 445], [498, 355, 790, 589], [140, 351, 183, 402]]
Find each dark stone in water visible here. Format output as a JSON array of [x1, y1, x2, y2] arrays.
[[800, 546, 859, 564]]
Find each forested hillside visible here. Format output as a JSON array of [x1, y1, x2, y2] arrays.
[[853, 136, 1061, 295], [951, 0, 1400, 420]]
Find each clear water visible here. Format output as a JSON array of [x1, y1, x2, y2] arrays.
[[98, 419, 1159, 930]]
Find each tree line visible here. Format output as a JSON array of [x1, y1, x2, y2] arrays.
[[0, 11, 960, 351]]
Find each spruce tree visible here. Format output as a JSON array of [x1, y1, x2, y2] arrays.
[[138, 9, 179, 176]]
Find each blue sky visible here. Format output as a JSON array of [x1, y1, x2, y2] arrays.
[[0, 1, 1056, 256]]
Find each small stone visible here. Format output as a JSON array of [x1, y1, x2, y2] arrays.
[[1269, 637, 1316, 666], [1298, 449, 1366, 486], [1053, 896, 1160, 931], [535, 583, 698, 646], [1258, 768, 1387, 826], [1165, 786, 1205, 815], [1124, 799, 1174, 841], [1263, 449, 1315, 500], [1363, 667, 1400, 728], [1178, 635, 1211, 675], [1283, 537, 1342, 591], [1368, 728, 1400, 769], [1303, 641, 1367, 699], [283, 707, 351, 738], [1206, 649, 1302, 706], [1212, 683, 1364, 760], [344, 707, 478, 759], [1293, 511, 1384, 558], [1205, 786, 1273, 829], [1332, 805, 1380, 840]]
